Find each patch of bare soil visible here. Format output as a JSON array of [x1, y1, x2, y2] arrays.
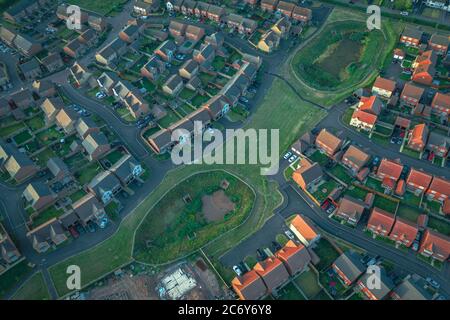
[[201, 190, 235, 222]]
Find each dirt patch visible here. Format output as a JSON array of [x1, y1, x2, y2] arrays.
[[88, 274, 159, 300], [201, 190, 235, 222]]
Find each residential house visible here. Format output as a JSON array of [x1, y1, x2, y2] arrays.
[[315, 129, 342, 157], [95, 38, 127, 65], [113, 80, 134, 100], [389, 218, 418, 247], [141, 55, 166, 81], [257, 30, 280, 53], [275, 240, 311, 276], [168, 117, 195, 145], [390, 278, 432, 300], [292, 158, 323, 193], [169, 20, 187, 38], [41, 53, 64, 73], [428, 33, 449, 55], [400, 83, 424, 107], [393, 48, 405, 60], [271, 17, 292, 39], [188, 106, 212, 130], [55, 108, 79, 134], [0, 224, 20, 265], [185, 76, 202, 91], [376, 158, 403, 189], [97, 72, 120, 95], [194, 1, 209, 17], [336, 196, 366, 226], [240, 18, 258, 35], [400, 27, 423, 46], [358, 268, 394, 300], [407, 124, 429, 152], [253, 257, 290, 293], [350, 111, 378, 131], [32, 80, 56, 98], [123, 90, 151, 119], [261, 0, 279, 12], [88, 15, 107, 32], [358, 95, 383, 115], [109, 154, 143, 185], [206, 5, 225, 22], [3, 0, 39, 23], [178, 59, 199, 79], [204, 94, 231, 120], [291, 132, 315, 156], [332, 251, 365, 286], [181, 0, 197, 15], [23, 182, 55, 211], [431, 92, 450, 115], [47, 157, 71, 182], [134, 0, 159, 15], [64, 39, 86, 59], [72, 193, 106, 226], [147, 128, 174, 154], [1, 147, 38, 182], [162, 74, 184, 96], [10, 89, 33, 109], [232, 270, 267, 300], [56, 3, 88, 22], [154, 40, 177, 62], [226, 13, 244, 31], [40, 97, 64, 125], [426, 131, 450, 157], [75, 117, 100, 139], [119, 24, 141, 43], [372, 76, 396, 99], [13, 33, 42, 57], [82, 132, 111, 161], [70, 62, 96, 88], [419, 229, 450, 262], [87, 171, 122, 204], [341, 145, 370, 174], [193, 43, 215, 67], [244, 0, 259, 7], [292, 6, 312, 23], [412, 50, 437, 86], [19, 59, 42, 80], [426, 176, 450, 203], [406, 168, 432, 195], [289, 214, 320, 247], [276, 1, 295, 17], [0, 26, 17, 46], [27, 218, 67, 253], [78, 29, 98, 47], [367, 207, 395, 237], [185, 25, 205, 42]]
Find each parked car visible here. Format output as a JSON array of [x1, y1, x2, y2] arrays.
[[69, 226, 79, 239], [411, 241, 419, 251], [86, 222, 96, 233], [232, 265, 242, 276], [284, 230, 295, 240], [288, 155, 297, 163], [400, 11, 409, 16], [98, 217, 108, 229], [283, 151, 292, 160], [239, 96, 249, 104], [426, 277, 440, 289]]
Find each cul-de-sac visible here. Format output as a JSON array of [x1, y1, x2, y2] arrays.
[[0, 0, 449, 302]]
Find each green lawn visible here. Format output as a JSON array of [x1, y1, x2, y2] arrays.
[[36, 126, 64, 145], [103, 149, 125, 165], [401, 191, 421, 208], [34, 148, 57, 167], [69, 189, 87, 203], [25, 115, 45, 132], [373, 196, 398, 214], [309, 150, 329, 166], [12, 272, 50, 300], [365, 177, 385, 193], [312, 179, 338, 204], [344, 185, 369, 201], [329, 164, 353, 185], [428, 216, 450, 237], [31, 206, 64, 228], [313, 238, 340, 271], [396, 205, 421, 223], [75, 162, 102, 185], [277, 282, 306, 300], [294, 269, 322, 299], [0, 122, 26, 138], [67, 0, 128, 15], [0, 260, 33, 299], [12, 130, 32, 145]]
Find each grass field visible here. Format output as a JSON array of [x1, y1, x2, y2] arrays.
[[294, 269, 322, 299], [276, 282, 306, 300], [133, 170, 255, 264], [12, 272, 50, 300], [0, 260, 33, 299], [313, 238, 340, 271], [48, 74, 326, 298], [67, 0, 127, 15]]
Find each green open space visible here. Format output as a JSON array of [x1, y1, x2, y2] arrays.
[[31, 206, 64, 228], [36, 126, 64, 145], [308, 150, 329, 166], [313, 238, 340, 271], [344, 185, 369, 201], [12, 272, 50, 300], [25, 115, 45, 132], [396, 205, 421, 223], [312, 179, 338, 204], [0, 260, 33, 299], [0, 122, 26, 138], [373, 196, 398, 214], [67, 0, 128, 15], [328, 164, 353, 185], [12, 130, 32, 145], [428, 216, 450, 237], [75, 162, 102, 185]]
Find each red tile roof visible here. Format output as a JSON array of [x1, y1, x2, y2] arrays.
[[395, 116, 411, 128], [428, 177, 450, 197], [373, 77, 396, 93], [443, 199, 450, 215], [389, 217, 418, 245], [254, 257, 290, 291], [382, 177, 396, 189], [290, 214, 319, 241], [367, 207, 395, 234], [275, 240, 311, 275], [358, 95, 382, 115], [231, 270, 267, 300], [351, 109, 378, 125], [377, 158, 403, 181], [401, 83, 424, 100], [394, 48, 405, 57], [431, 92, 450, 110], [316, 129, 343, 153], [419, 229, 450, 261], [406, 168, 432, 190], [342, 145, 370, 170], [409, 123, 428, 146], [395, 179, 406, 196]]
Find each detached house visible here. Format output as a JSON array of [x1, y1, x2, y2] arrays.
[[358, 95, 383, 115], [406, 168, 432, 195], [87, 171, 122, 204], [292, 158, 323, 193], [289, 214, 320, 247], [431, 92, 450, 115], [141, 55, 166, 81], [19, 59, 41, 80], [76, 117, 100, 139], [419, 229, 450, 262], [426, 131, 450, 157], [372, 76, 396, 99], [185, 25, 205, 42], [358, 268, 394, 300], [169, 20, 186, 38], [55, 108, 79, 134], [72, 193, 106, 226], [400, 83, 424, 107], [64, 39, 86, 59], [341, 145, 370, 174], [32, 80, 56, 98], [400, 27, 423, 46], [23, 182, 55, 211], [41, 53, 64, 73], [367, 207, 395, 237], [412, 50, 437, 86], [88, 15, 107, 32], [10, 89, 33, 109], [40, 97, 64, 125], [389, 218, 418, 248], [193, 43, 215, 67], [47, 157, 71, 182], [428, 33, 449, 55], [258, 30, 280, 53], [1, 144, 39, 183], [154, 40, 177, 62], [97, 72, 120, 95], [27, 218, 67, 253], [0, 224, 20, 265], [315, 129, 342, 157], [119, 24, 141, 43], [377, 158, 403, 190], [232, 270, 267, 300], [70, 62, 96, 88], [275, 240, 311, 276], [82, 132, 111, 161], [336, 196, 366, 226], [13, 33, 42, 57], [95, 38, 127, 65], [426, 176, 450, 203], [391, 278, 432, 300], [162, 74, 184, 96], [407, 123, 429, 152], [332, 251, 365, 286], [123, 90, 151, 119], [178, 59, 199, 79], [271, 17, 292, 39]]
